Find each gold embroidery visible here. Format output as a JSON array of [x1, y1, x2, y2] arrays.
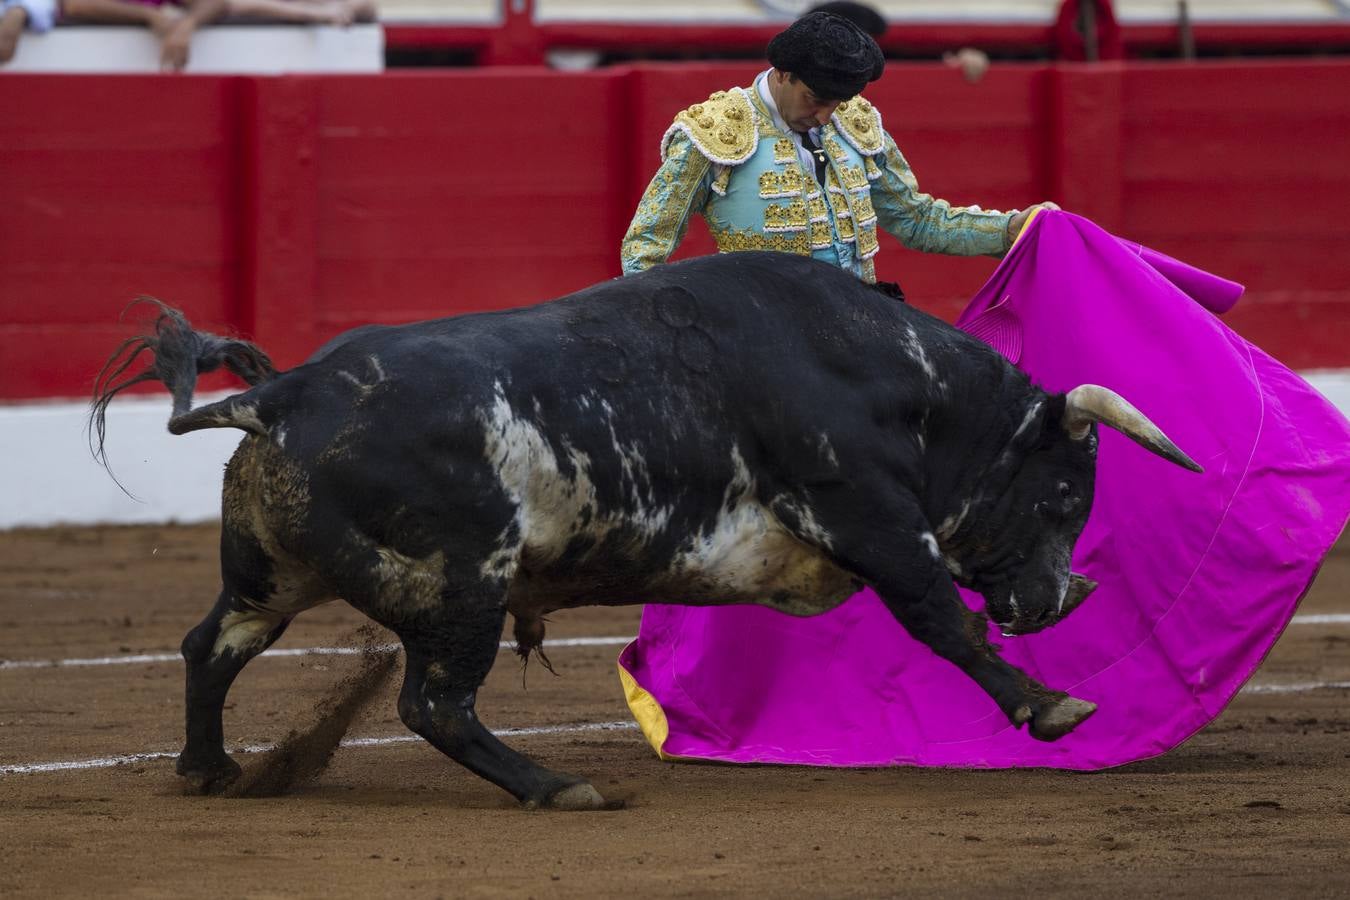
[[711, 227, 812, 255], [823, 137, 849, 163], [864, 156, 882, 181], [764, 198, 809, 232], [810, 220, 832, 250], [833, 95, 884, 155], [668, 89, 758, 164], [852, 193, 877, 224], [712, 166, 732, 196], [773, 138, 796, 164], [857, 223, 880, 258], [840, 165, 868, 191], [758, 164, 805, 199], [861, 258, 876, 283], [824, 186, 853, 235], [807, 194, 829, 222], [621, 136, 712, 273]]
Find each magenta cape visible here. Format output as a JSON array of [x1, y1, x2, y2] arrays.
[[617, 211, 1350, 769]]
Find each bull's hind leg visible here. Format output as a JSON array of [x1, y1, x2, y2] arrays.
[[176, 590, 291, 793], [176, 513, 331, 793], [393, 596, 607, 811]]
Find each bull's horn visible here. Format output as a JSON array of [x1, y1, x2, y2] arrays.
[[1064, 384, 1203, 473], [1060, 573, 1098, 617]]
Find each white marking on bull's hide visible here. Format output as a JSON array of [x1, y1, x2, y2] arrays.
[[668, 446, 854, 616], [338, 357, 387, 398], [210, 609, 283, 660], [1007, 591, 1021, 618], [227, 402, 266, 434], [920, 531, 941, 560], [274, 427, 287, 449], [478, 384, 672, 581], [1012, 400, 1043, 442], [937, 499, 972, 542], [942, 554, 965, 578], [816, 433, 839, 468], [776, 498, 835, 552], [902, 326, 942, 390], [605, 418, 660, 516]]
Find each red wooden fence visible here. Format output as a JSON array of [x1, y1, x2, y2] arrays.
[[3, 60, 1349, 400]]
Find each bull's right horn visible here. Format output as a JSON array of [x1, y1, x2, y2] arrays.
[[1064, 384, 1203, 473]]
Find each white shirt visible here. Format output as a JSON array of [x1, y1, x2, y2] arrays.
[[756, 70, 825, 183]]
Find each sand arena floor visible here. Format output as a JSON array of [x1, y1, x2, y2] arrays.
[[2, 523, 1348, 898]]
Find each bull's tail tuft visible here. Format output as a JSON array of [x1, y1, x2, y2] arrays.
[[90, 298, 279, 479]]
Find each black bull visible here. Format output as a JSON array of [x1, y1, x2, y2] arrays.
[[93, 252, 1201, 809]]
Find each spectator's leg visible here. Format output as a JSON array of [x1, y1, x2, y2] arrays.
[[344, 0, 375, 23], [224, 0, 351, 25], [0, 5, 28, 63]]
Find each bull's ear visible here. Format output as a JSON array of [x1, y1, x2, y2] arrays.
[[1063, 385, 1203, 473]]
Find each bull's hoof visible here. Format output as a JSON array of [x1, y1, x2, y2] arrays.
[[547, 782, 611, 811], [524, 779, 617, 811], [176, 752, 242, 795], [1028, 697, 1097, 742]]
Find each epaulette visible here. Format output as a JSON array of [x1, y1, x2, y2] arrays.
[[660, 88, 759, 166], [832, 95, 884, 156]]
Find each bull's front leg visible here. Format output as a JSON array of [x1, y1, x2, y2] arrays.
[[804, 489, 1095, 741], [878, 577, 1096, 741]]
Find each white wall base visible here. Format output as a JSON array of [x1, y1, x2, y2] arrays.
[[2, 393, 241, 529], [5, 24, 383, 74], [3, 372, 1349, 530]]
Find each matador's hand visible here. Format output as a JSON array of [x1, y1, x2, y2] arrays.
[[1008, 201, 1061, 242]]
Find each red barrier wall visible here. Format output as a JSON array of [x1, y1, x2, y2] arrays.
[[3, 61, 1349, 401]]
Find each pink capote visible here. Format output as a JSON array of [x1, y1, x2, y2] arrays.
[[617, 211, 1350, 769]]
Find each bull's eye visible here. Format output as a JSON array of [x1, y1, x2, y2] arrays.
[[1057, 480, 1072, 499]]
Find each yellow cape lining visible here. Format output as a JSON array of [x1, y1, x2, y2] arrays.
[[617, 644, 677, 760]]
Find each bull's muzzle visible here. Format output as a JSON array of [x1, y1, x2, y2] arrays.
[[998, 573, 1098, 636]]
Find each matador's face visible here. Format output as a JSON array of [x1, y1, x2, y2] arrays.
[[770, 69, 843, 133]]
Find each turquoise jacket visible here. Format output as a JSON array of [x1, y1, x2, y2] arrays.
[[621, 73, 1014, 283]]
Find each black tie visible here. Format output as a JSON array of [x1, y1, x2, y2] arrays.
[[801, 130, 827, 187]]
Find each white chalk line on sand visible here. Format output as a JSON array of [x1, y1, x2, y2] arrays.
[[5, 618, 1350, 777], [5, 614, 1350, 671], [9, 675, 1350, 777], [1242, 680, 1350, 695], [0, 721, 641, 776]]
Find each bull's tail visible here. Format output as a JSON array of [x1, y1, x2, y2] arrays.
[[90, 298, 279, 472]]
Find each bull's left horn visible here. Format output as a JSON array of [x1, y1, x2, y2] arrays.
[[1064, 384, 1203, 473]]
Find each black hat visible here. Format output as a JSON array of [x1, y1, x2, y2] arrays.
[[806, 2, 887, 38], [766, 10, 885, 101]]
